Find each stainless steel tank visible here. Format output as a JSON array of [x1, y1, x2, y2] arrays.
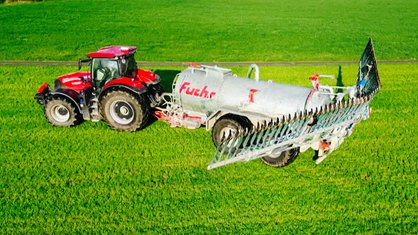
[[173, 65, 330, 120]]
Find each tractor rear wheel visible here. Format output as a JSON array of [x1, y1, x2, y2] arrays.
[[260, 147, 300, 167], [100, 90, 150, 132], [44, 98, 81, 127]]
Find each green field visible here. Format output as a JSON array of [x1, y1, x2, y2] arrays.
[[1, 64, 417, 233], [0, 0, 417, 62], [1, 0, 417, 234]]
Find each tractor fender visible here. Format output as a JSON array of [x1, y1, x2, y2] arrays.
[[99, 84, 148, 101], [48, 89, 82, 113], [103, 77, 146, 91], [205, 109, 268, 131]]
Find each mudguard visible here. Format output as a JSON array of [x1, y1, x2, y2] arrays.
[[41, 88, 82, 113], [100, 81, 147, 100]]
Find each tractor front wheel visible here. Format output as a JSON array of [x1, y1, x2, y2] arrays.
[[44, 98, 81, 127], [100, 90, 149, 132]]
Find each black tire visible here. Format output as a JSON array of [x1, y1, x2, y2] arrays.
[[212, 115, 252, 147], [44, 98, 81, 127], [100, 90, 150, 132], [261, 147, 300, 167]]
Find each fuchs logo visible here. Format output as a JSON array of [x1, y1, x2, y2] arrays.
[[179, 82, 216, 99]]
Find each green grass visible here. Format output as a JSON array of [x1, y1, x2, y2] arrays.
[[0, 64, 417, 233], [0, 0, 417, 62], [0, 0, 417, 233]]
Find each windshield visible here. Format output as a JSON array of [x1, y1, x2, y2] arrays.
[[90, 58, 121, 93], [92, 58, 120, 79]]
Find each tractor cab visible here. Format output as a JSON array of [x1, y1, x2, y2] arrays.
[[87, 46, 138, 94], [91, 58, 120, 93]]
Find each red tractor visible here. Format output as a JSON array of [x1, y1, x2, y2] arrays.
[[35, 46, 163, 131]]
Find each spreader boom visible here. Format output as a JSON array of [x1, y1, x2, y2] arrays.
[[208, 92, 377, 169]]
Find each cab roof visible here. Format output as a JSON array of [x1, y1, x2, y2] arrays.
[[86, 46, 136, 58]]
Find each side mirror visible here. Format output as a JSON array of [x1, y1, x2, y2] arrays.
[[78, 59, 91, 71]]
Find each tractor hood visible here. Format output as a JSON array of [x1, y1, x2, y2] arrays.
[[55, 71, 92, 93], [137, 69, 160, 84]]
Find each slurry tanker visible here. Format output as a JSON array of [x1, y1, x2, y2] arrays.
[[35, 39, 381, 169]]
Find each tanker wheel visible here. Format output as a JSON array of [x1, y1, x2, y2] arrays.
[[212, 115, 252, 147], [100, 90, 150, 132], [44, 97, 81, 127], [260, 147, 300, 167]]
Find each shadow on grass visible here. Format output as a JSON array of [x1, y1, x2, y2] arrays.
[[144, 69, 181, 128], [153, 69, 181, 93], [336, 65, 344, 93]]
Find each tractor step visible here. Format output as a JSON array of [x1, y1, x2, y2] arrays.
[[90, 98, 100, 122]]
